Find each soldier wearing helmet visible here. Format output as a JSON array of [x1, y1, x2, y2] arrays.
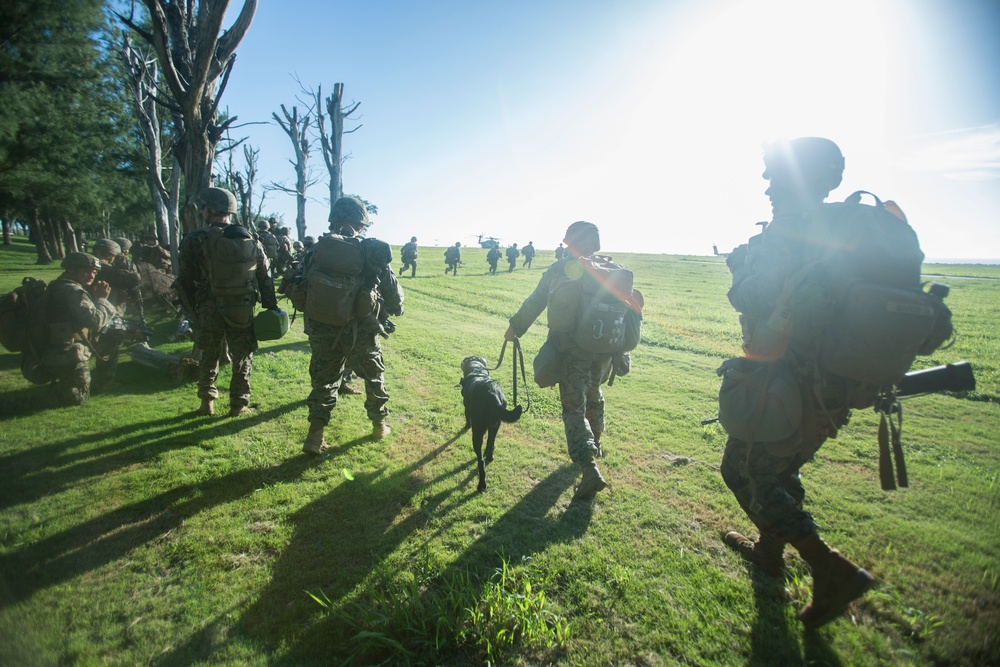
[[504, 220, 627, 501], [399, 236, 418, 277], [444, 242, 462, 275], [505, 243, 519, 273], [89, 239, 142, 390], [720, 137, 877, 630], [177, 187, 278, 417], [295, 196, 404, 452], [39, 253, 115, 405]]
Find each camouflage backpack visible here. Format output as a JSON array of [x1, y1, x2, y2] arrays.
[[303, 234, 365, 325], [0, 277, 54, 384], [779, 191, 953, 388]]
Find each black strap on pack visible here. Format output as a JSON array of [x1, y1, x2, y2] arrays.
[[488, 338, 531, 413], [874, 387, 907, 490]]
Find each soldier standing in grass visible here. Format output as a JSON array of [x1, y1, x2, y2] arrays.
[[42, 252, 115, 406], [299, 196, 403, 453], [505, 221, 614, 500], [177, 187, 278, 417], [720, 137, 876, 630]]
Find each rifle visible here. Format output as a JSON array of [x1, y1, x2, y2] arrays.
[[102, 315, 154, 343]]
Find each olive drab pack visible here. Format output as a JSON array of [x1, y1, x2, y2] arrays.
[[258, 230, 279, 263], [784, 191, 953, 387], [304, 234, 365, 325], [205, 227, 259, 327], [547, 256, 643, 354], [0, 277, 54, 384]]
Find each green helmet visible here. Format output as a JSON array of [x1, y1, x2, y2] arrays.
[[762, 137, 844, 191], [257, 221, 269, 231], [199, 187, 238, 215], [112, 237, 132, 252], [91, 239, 122, 258], [328, 196, 369, 229], [62, 252, 101, 271], [564, 221, 600, 254]]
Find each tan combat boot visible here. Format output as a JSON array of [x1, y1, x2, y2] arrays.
[[793, 534, 875, 630], [198, 398, 214, 416], [724, 531, 786, 577], [372, 418, 391, 440], [573, 461, 607, 500], [229, 405, 251, 417], [302, 418, 328, 454]]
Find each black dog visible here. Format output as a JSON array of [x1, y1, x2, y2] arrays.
[[460, 356, 523, 492]]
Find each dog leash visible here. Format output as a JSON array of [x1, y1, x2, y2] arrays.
[[488, 338, 531, 412]]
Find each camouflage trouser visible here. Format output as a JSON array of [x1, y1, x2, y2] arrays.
[[196, 301, 258, 409], [720, 437, 816, 544], [307, 326, 388, 423], [488, 260, 498, 274], [42, 342, 92, 406], [558, 347, 612, 464], [93, 329, 124, 385], [400, 260, 416, 277]]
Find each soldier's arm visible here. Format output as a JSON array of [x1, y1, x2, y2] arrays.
[[377, 266, 404, 316], [508, 264, 556, 336], [727, 232, 796, 317], [255, 243, 279, 310]]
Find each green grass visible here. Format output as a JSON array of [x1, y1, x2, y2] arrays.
[[1, 236, 998, 665]]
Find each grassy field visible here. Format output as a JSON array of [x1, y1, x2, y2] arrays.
[[0, 236, 997, 666]]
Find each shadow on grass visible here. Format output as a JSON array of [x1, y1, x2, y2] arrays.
[[746, 569, 800, 666], [0, 403, 310, 611], [0, 400, 302, 514]]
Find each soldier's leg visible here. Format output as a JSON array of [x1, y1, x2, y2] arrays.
[[348, 337, 389, 422], [226, 323, 258, 412], [47, 344, 92, 406], [411, 260, 417, 277], [196, 310, 225, 403], [585, 356, 612, 456], [558, 352, 601, 464], [306, 333, 347, 423], [93, 329, 123, 388]]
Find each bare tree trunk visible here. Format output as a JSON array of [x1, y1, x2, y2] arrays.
[[61, 221, 78, 254], [123, 1, 258, 234], [168, 154, 182, 274], [2, 216, 10, 246], [315, 83, 360, 218], [273, 104, 313, 241], [29, 214, 52, 265]]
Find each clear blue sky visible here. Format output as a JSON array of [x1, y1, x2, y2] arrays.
[[219, 0, 1000, 261]]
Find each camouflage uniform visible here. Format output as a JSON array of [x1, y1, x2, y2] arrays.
[[508, 255, 609, 464], [399, 240, 418, 277], [486, 247, 501, 274], [43, 276, 116, 406], [177, 223, 277, 412], [301, 234, 404, 423], [93, 254, 141, 386], [721, 212, 857, 544]]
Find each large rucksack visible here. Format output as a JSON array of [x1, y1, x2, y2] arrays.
[[205, 226, 259, 327], [547, 256, 643, 354], [304, 234, 365, 325], [257, 230, 279, 263], [0, 277, 54, 384], [785, 191, 953, 387]]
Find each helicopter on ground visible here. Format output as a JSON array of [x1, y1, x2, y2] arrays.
[[475, 234, 501, 249]]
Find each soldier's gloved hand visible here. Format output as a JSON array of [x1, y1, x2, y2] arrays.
[[504, 325, 517, 342]]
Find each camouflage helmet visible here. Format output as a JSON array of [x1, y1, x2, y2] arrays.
[[257, 220, 269, 231], [112, 237, 132, 252], [303, 235, 315, 248], [198, 187, 238, 215], [328, 196, 369, 229], [762, 137, 845, 192], [91, 238, 122, 258], [564, 221, 600, 254], [410, 236, 417, 242], [61, 252, 101, 271], [293, 240, 304, 251]]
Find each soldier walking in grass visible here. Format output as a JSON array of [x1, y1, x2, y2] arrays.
[[486, 245, 502, 274], [42, 253, 116, 406], [297, 196, 404, 453], [444, 242, 461, 275], [720, 138, 887, 630], [505, 221, 626, 500], [400, 236, 418, 277], [505, 243, 519, 272], [522, 241, 536, 268], [177, 187, 278, 417]]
